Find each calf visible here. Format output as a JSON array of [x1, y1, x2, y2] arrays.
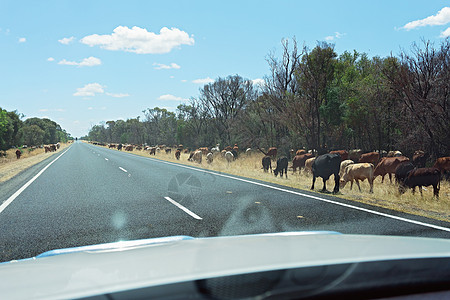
[[340, 163, 374, 193], [311, 153, 341, 193], [291, 153, 313, 173], [273, 156, 288, 178], [400, 168, 440, 198], [262, 156, 272, 173], [374, 156, 410, 183]]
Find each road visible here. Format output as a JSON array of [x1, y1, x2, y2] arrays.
[[0, 141, 449, 262]]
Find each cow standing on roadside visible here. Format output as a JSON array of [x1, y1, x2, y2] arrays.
[[311, 153, 341, 194], [15, 149, 21, 159]]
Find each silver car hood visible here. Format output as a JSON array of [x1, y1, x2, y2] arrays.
[[0, 231, 449, 299]]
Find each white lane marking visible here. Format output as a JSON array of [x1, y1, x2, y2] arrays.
[[164, 196, 203, 220], [105, 158, 109, 161], [139, 157, 450, 233], [119, 167, 127, 173], [0, 147, 71, 214]]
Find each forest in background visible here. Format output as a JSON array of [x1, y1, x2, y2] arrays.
[[0, 109, 71, 152], [85, 38, 450, 162]]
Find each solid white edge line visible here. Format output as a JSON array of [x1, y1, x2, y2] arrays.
[[141, 156, 450, 233], [119, 167, 127, 173], [164, 196, 203, 220], [89, 144, 450, 233], [0, 146, 71, 214]]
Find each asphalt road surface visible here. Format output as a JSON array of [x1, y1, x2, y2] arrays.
[[1, 141, 449, 262]]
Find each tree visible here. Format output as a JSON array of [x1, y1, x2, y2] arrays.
[[21, 125, 45, 146]]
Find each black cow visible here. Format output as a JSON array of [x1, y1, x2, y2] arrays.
[[262, 156, 272, 173], [395, 161, 415, 185], [273, 156, 288, 178], [117, 144, 123, 151], [311, 153, 341, 193], [400, 167, 440, 198]]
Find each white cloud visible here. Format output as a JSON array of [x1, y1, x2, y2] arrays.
[[153, 62, 181, 70], [39, 109, 49, 112], [18, 37, 26, 43], [58, 56, 102, 67], [39, 108, 66, 112], [402, 7, 450, 30], [47, 57, 55, 62], [181, 79, 187, 82], [252, 78, 265, 86], [324, 32, 345, 41], [106, 92, 130, 98], [158, 94, 187, 101], [87, 107, 94, 110], [440, 27, 450, 37], [80, 26, 195, 54], [58, 36, 75, 45], [192, 77, 214, 84], [73, 83, 105, 97]]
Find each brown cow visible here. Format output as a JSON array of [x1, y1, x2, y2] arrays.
[[330, 150, 348, 161], [291, 153, 314, 173], [190, 150, 202, 163], [149, 147, 156, 155], [359, 152, 380, 166], [15, 149, 21, 159], [125, 145, 133, 151], [296, 149, 307, 156], [400, 167, 440, 198], [258, 147, 277, 159], [198, 147, 209, 155], [175, 149, 181, 160], [348, 149, 363, 163], [374, 156, 410, 183], [340, 163, 374, 193], [433, 157, 450, 175]]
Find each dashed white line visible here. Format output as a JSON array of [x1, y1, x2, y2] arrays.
[[164, 196, 203, 220], [105, 158, 109, 161], [119, 167, 127, 173]]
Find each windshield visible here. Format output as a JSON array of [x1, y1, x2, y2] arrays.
[[0, 0, 449, 286]]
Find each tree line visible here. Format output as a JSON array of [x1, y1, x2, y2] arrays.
[[0, 108, 71, 151], [86, 38, 449, 162]]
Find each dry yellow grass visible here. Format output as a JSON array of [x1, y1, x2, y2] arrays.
[[94, 144, 450, 223], [0, 143, 71, 183]]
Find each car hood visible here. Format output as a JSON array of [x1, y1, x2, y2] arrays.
[[0, 231, 449, 299]]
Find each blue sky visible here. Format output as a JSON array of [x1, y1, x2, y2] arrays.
[[1, 1, 449, 138]]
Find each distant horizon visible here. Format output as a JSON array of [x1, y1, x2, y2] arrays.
[[1, 1, 449, 138]]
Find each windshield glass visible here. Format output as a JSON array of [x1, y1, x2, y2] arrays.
[[0, 0, 449, 272]]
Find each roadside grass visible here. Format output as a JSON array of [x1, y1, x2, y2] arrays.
[[0, 143, 71, 183], [94, 144, 450, 222]]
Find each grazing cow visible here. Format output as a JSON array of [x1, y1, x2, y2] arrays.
[[135, 145, 143, 151], [412, 150, 426, 168], [340, 163, 374, 193], [348, 149, 363, 163], [109, 143, 116, 149], [262, 156, 272, 172], [374, 156, 410, 183], [339, 159, 355, 178], [225, 151, 234, 163], [291, 153, 314, 173], [433, 157, 450, 175], [189, 150, 202, 164], [395, 162, 416, 185], [206, 152, 213, 164], [359, 152, 380, 166], [149, 147, 156, 155], [387, 150, 403, 157], [311, 153, 341, 193], [117, 144, 122, 151], [258, 147, 277, 159], [304, 157, 316, 173], [273, 156, 288, 178], [50, 144, 57, 152], [330, 150, 348, 161], [125, 145, 133, 151], [15, 149, 21, 159], [44, 145, 51, 153], [56, 142, 61, 149], [175, 149, 181, 160], [400, 168, 440, 198], [165, 148, 172, 154]]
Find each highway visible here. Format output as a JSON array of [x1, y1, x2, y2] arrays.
[[0, 141, 449, 262]]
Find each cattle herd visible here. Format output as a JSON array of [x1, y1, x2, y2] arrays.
[[94, 141, 449, 199]]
